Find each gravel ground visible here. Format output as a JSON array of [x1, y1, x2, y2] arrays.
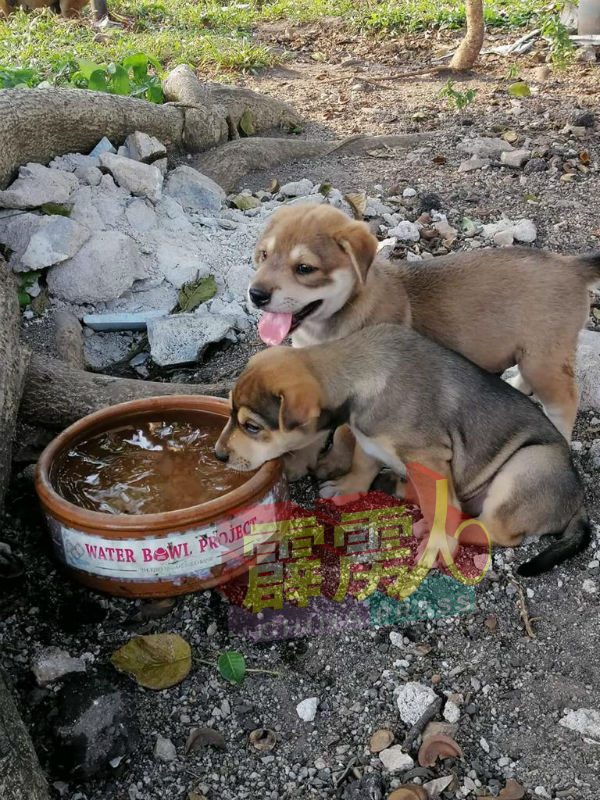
[[3, 24, 600, 800]]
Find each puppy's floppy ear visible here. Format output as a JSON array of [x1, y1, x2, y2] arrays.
[[333, 220, 378, 284], [278, 378, 322, 430]]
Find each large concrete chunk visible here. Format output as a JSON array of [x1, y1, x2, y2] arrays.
[[155, 241, 211, 288], [99, 153, 163, 201], [147, 310, 235, 366], [164, 165, 224, 213], [0, 163, 78, 209], [20, 216, 91, 270], [124, 131, 167, 163], [47, 231, 144, 304]]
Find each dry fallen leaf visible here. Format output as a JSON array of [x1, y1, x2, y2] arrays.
[[580, 150, 590, 164], [267, 178, 280, 194], [369, 728, 394, 753], [432, 155, 446, 165], [423, 775, 455, 797], [111, 633, 191, 690], [249, 728, 276, 752], [388, 786, 428, 800], [344, 191, 367, 220], [417, 732, 463, 766], [499, 779, 525, 799], [185, 727, 226, 754]]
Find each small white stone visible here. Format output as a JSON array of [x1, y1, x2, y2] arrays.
[[512, 218, 537, 243], [389, 631, 404, 648], [154, 735, 176, 762], [402, 187, 417, 198], [526, 588, 534, 598], [31, 647, 86, 686], [560, 708, 600, 739], [534, 787, 550, 798], [571, 440, 583, 452], [493, 229, 515, 247], [500, 148, 532, 168], [479, 736, 490, 753], [443, 700, 461, 723], [296, 697, 319, 722], [388, 220, 420, 242], [583, 579, 597, 594], [280, 179, 314, 198], [395, 682, 437, 725], [379, 745, 414, 772]]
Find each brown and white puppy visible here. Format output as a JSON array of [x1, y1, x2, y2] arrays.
[[250, 204, 600, 443], [215, 324, 591, 577]]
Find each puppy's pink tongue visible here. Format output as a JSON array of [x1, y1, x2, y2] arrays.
[[258, 312, 293, 346]]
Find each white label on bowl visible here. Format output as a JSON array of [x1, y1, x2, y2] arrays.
[[60, 523, 235, 580]]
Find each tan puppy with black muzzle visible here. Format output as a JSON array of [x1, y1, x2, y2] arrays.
[[215, 324, 591, 577], [250, 204, 600, 446]]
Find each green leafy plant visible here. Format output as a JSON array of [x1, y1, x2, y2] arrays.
[[541, 8, 575, 70], [505, 63, 520, 81], [438, 79, 477, 111], [70, 53, 164, 102], [17, 270, 42, 308], [0, 66, 38, 89]]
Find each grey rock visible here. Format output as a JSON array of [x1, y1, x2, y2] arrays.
[[154, 158, 168, 176], [494, 229, 515, 247], [458, 137, 515, 158], [512, 218, 537, 243], [124, 131, 167, 163], [84, 331, 136, 370], [587, 439, 600, 470], [153, 735, 177, 762], [164, 165, 224, 213], [50, 153, 100, 172], [296, 697, 319, 721], [47, 231, 144, 303], [125, 198, 158, 233], [572, 110, 595, 128], [378, 745, 414, 772], [224, 261, 256, 301], [69, 186, 107, 231], [577, 330, 600, 411], [343, 773, 384, 800], [523, 157, 548, 174], [147, 310, 235, 366], [500, 148, 532, 168], [395, 682, 438, 725], [51, 675, 139, 778], [31, 647, 86, 686], [388, 220, 420, 242], [0, 211, 42, 266], [0, 163, 78, 209], [209, 297, 251, 330], [459, 157, 489, 173], [89, 136, 116, 157], [75, 166, 103, 186], [20, 215, 91, 269], [100, 283, 179, 315], [99, 153, 163, 201], [280, 178, 314, 197], [155, 241, 211, 288], [559, 708, 600, 739]]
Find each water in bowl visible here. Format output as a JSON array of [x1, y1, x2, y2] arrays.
[[52, 417, 249, 515]]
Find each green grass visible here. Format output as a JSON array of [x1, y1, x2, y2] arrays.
[[0, 0, 544, 85]]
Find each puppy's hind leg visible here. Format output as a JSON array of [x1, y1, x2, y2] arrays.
[[475, 443, 587, 573], [518, 348, 579, 441]]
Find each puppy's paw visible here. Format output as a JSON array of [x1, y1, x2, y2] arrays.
[[282, 452, 311, 482], [319, 473, 373, 500]]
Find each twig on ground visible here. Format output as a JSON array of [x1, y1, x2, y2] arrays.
[[509, 578, 538, 639], [402, 695, 443, 750]]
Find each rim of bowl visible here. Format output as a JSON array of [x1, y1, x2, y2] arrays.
[[35, 394, 282, 534]]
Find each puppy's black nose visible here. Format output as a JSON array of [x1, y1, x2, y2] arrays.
[[214, 448, 229, 463], [249, 286, 272, 308]]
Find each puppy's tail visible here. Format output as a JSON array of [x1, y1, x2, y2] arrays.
[[517, 510, 591, 577], [574, 252, 600, 285]]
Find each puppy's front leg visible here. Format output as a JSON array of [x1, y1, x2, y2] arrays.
[[283, 431, 329, 481], [319, 443, 381, 499], [314, 424, 356, 480]]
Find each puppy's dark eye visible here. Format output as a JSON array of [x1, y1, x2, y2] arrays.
[[258, 250, 268, 261], [296, 263, 317, 275], [243, 420, 262, 435]]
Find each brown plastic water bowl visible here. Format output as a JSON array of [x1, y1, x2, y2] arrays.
[[35, 395, 288, 598]]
